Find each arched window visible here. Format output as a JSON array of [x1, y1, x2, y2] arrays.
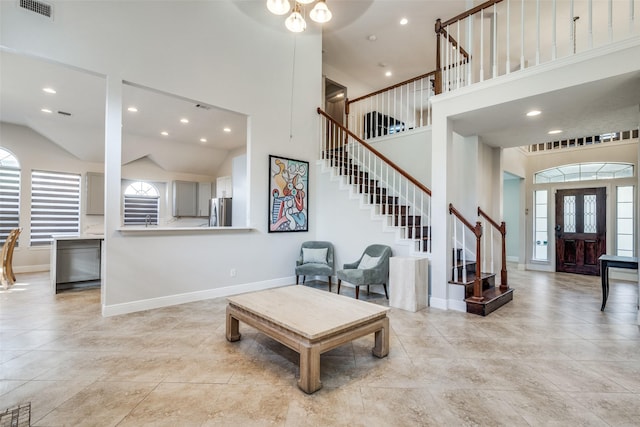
[[123, 181, 159, 225], [0, 148, 20, 244]]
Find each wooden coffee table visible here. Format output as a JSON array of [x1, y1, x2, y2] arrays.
[[226, 285, 390, 393]]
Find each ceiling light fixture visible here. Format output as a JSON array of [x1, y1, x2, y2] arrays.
[[385, 71, 392, 77], [42, 87, 56, 94], [223, 127, 231, 133], [41, 108, 52, 113], [268, 0, 332, 32], [400, 18, 408, 25], [548, 129, 563, 135], [127, 106, 138, 112], [200, 138, 207, 143], [527, 110, 541, 117], [161, 131, 169, 136], [180, 118, 189, 124]]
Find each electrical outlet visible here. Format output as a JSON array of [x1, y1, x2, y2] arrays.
[[230, 268, 237, 277]]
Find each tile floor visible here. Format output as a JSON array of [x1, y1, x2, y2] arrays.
[[1, 269, 639, 426]]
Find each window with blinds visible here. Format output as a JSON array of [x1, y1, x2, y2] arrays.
[[30, 170, 81, 245], [0, 148, 21, 245], [123, 182, 159, 226]]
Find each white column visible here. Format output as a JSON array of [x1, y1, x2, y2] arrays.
[[102, 75, 123, 313], [430, 106, 453, 310]]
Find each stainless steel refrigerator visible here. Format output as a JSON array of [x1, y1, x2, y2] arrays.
[[209, 198, 232, 226]]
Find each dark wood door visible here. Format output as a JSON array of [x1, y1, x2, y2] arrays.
[[555, 188, 606, 275]]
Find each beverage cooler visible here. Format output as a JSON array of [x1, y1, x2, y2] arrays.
[[209, 198, 232, 226]]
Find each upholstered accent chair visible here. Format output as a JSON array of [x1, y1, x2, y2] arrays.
[[337, 244, 392, 299], [295, 241, 335, 291]]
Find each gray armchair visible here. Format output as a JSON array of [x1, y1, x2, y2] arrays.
[[337, 244, 392, 299], [295, 241, 335, 291]]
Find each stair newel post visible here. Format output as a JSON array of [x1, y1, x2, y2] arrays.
[[345, 98, 350, 148], [435, 19, 443, 95], [471, 221, 484, 302], [500, 221, 509, 290]]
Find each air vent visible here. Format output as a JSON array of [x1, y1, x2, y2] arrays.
[[57, 110, 71, 116], [19, 0, 53, 19], [195, 103, 211, 110]]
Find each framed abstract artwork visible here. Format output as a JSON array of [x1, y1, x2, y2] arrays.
[[268, 155, 309, 232]]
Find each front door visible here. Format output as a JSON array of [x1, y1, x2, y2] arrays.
[[555, 188, 606, 275]]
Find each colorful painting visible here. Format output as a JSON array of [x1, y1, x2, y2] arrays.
[[269, 155, 309, 233]]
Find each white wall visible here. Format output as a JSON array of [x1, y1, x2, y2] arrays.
[[367, 128, 432, 188], [1, 1, 323, 314]]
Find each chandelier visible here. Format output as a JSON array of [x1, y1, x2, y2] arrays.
[[266, 0, 333, 33]]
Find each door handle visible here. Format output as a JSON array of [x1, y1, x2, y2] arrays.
[[555, 224, 562, 238]]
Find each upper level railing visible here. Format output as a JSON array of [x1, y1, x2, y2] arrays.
[[318, 108, 432, 253], [345, 71, 437, 141], [436, 0, 639, 93]]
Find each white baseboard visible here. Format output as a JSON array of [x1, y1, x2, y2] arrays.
[[429, 297, 448, 310], [506, 256, 518, 262], [102, 276, 296, 317], [14, 265, 49, 273], [609, 268, 638, 282]]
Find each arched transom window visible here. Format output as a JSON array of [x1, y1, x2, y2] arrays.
[[534, 163, 633, 184], [123, 181, 159, 225]]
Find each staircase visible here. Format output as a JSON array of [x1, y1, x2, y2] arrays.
[[323, 145, 431, 254], [449, 248, 513, 316]]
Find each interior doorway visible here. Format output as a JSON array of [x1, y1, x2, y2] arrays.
[[324, 78, 346, 126], [555, 187, 606, 275]]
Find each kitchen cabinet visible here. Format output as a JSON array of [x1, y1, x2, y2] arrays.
[[197, 182, 213, 217], [173, 180, 198, 217], [85, 172, 104, 215], [216, 175, 232, 198]]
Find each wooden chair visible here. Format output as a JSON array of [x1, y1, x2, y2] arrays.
[[1, 228, 20, 289]]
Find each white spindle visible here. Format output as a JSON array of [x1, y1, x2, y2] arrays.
[[608, 0, 613, 42], [536, 0, 540, 65], [589, 0, 593, 49], [482, 219, 487, 273], [490, 226, 495, 274], [466, 15, 473, 85], [462, 222, 467, 283], [445, 25, 450, 92], [480, 9, 485, 82], [631, 0, 635, 34], [453, 215, 458, 282], [457, 20, 461, 88], [493, 3, 498, 78], [520, 0, 525, 70], [506, 0, 511, 74], [552, 0, 557, 60]]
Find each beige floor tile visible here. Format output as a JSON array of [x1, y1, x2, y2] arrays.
[[0, 271, 638, 426]]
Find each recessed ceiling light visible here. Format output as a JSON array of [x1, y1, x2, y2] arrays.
[[180, 118, 189, 124], [127, 106, 138, 112], [527, 110, 541, 117], [200, 138, 207, 143], [335, 93, 344, 98], [367, 34, 377, 41], [161, 131, 169, 136], [42, 87, 56, 94], [385, 71, 392, 77], [223, 127, 231, 133], [548, 129, 563, 135], [400, 18, 408, 25], [41, 108, 52, 113]]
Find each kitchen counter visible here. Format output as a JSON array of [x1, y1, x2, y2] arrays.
[[50, 234, 104, 293]]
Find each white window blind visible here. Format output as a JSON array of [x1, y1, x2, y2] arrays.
[[30, 170, 81, 245], [123, 182, 159, 226], [0, 149, 21, 245]]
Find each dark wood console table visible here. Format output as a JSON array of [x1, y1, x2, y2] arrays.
[[599, 254, 638, 311]]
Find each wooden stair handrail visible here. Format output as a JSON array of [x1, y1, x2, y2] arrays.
[[434, 21, 470, 60], [477, 206, 509, 290], [439, 0, 504, 28], [346, 70, 438, 106], [449, 204, 480, 237], [449, 203, 483, 302], [318, 108, 432, 197]]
